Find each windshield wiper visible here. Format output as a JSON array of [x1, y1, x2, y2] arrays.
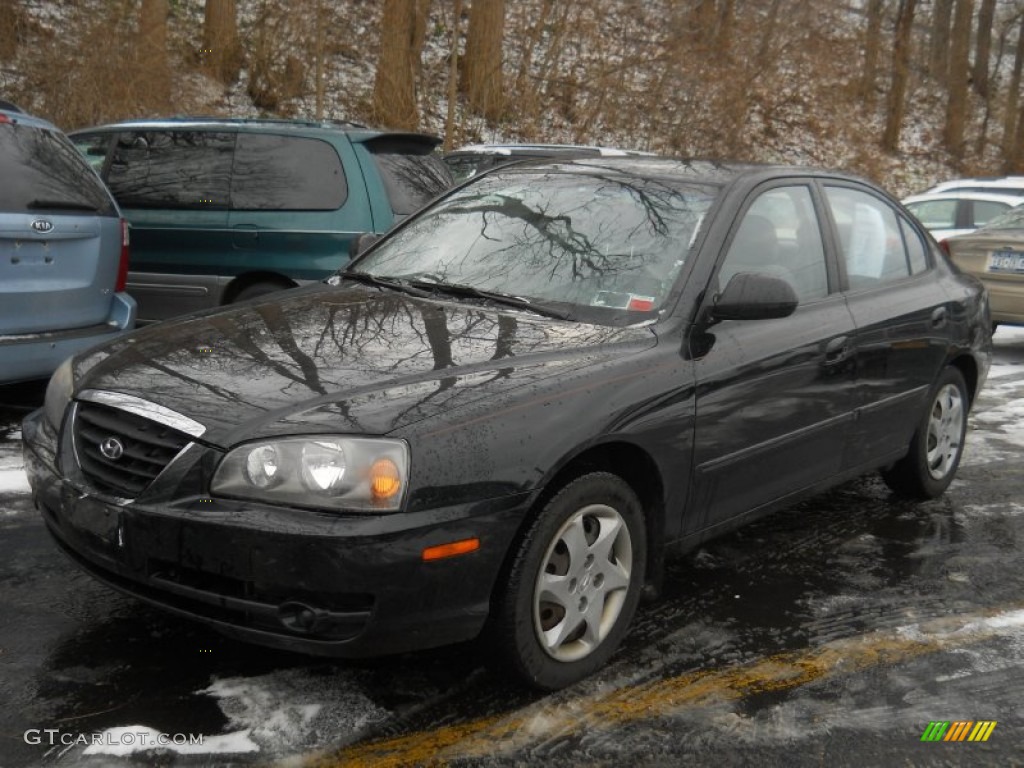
[[407, 279, 573, 320], [27, 199, 100, 212], [337, 271, 432, 297]]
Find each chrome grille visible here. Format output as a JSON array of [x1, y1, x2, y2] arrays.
[[74, 401, 192, 497]]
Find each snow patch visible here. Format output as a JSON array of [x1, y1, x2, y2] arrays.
[[200, 668, 389, 756], [0, 467, 29, 494]]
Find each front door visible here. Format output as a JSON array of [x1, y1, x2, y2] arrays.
[[691, 183, 859, 532]]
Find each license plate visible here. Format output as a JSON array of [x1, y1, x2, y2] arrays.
[[987, 249, 1024, 274]]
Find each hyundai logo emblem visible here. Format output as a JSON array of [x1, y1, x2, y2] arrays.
[[31, 219, 53, 234], [99, 436, 125, 460]]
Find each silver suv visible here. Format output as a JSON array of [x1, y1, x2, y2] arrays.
[[1, 106, 136, 383]]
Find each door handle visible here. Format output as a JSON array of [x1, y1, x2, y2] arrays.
[[931, 307, 948, 328], [825, 335, 850, 364]]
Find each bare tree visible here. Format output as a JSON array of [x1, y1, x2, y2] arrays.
[[203, 0, 241, 84], [929, 0, 954, 82], [444, 0, 463, 151], [139, 0, 170, 108], [882, 0, 917, 151], [973, 0, 997, 97], [0, 0, 24, 60], [862, 0, 887, 104], [372, 0, 429, 129], [1005, 14, 1024, 170], [464, 0, 505, 121], [943, 0, 974, 162]]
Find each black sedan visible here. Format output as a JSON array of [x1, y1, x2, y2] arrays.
[[22, 158, 991, 690]]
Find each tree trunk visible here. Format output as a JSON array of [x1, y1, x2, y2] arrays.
[[862, 0, 886, 105], [718, 0, 735, 53], [464, 0, 505, 122], [139, 0, 170, 109], [372, 0, 428, 130], [973, 0, 996, 97], [203, 0, 241, 84], [929, 0, 954, 82], [314, 0, 325, 119], [943, 0, 974, 163], [1005, 15, 1024, 171], [882, 0, 917, 152], [444, 0, 463, 151]]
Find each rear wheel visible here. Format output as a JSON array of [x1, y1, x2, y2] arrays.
[[494, 472, 646, 690], [881, 366, 968, 499]]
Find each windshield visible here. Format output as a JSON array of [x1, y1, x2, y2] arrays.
[[346, 169, 715, 323], [978, 203, 1024, 231]]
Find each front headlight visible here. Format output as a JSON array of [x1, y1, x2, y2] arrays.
[[211, 436, 409, 512], [44, 357, 75, 430]]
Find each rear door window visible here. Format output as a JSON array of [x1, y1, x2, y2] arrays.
[[825, 186, 914, 288], [231, 133, 347, 210], [106, 130, 234, 209], [0, 121, 115, 215], [366, 139, 452, 216]]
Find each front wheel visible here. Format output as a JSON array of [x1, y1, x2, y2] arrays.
[[881, 366, 969, 499], [494, 472, 647, 690]]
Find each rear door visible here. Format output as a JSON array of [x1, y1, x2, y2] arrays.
[[0, 119, 120, 334], [228, 132, 371, 279], [105, 130, 234, 321], [822, 183, 950, 468], [691, 182, 858, 531]]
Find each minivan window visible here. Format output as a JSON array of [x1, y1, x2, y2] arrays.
[[231, 133, 347, 211], [70, 132, 112, 171], [106, 130, 234, 209], [0, 122, 115, 215], [367, 139, 452, 216]]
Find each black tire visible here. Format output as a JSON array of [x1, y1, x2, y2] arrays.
[[494, 472, 647, 690], [231, 281, 292, 303], [881, 366, 969, 499]]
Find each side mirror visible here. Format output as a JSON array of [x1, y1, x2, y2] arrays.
[[711, 271, 798, 322], [349, 232, 381, 258]]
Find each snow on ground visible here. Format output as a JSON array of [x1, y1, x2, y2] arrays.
[[989, 325, 1024, 379], [81, 667, 390, 758], [0, 433, 29, 495]]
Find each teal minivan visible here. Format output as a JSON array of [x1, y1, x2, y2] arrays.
[[70, 118, 451, 322]]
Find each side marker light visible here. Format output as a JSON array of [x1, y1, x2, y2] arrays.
[[422, 538, 480, 562]]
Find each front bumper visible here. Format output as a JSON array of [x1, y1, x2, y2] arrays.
[[22, 408, 530, 657], [0, 293, 136, 384]]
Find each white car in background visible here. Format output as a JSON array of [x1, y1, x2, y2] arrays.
[[903, 191, 1024, 240], [927, 175, 1024, 196]]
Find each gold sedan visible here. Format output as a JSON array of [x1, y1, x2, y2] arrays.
[[944, 204, 1024, 328]]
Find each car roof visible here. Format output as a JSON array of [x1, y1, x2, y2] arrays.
[[446, 142, 657, 157], [68, 116, 441, 147], [927, 176, 1024, 192], [903, 191, 1024, 205], [0, 107, 59, 131], [485, 155, 863, 188]]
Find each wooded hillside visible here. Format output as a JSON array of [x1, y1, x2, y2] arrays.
[[1, 0, 1022, 195]]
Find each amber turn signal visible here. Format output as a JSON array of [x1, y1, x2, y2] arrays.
[[422, 538, 480, 562], [369, 458, 402, 500]]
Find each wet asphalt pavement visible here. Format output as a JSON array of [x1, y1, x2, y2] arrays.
[[2, 329, 1024, 767]]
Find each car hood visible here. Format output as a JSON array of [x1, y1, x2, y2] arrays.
[[72, 285, 656, 446]]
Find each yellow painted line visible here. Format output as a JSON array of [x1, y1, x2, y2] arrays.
[[307, 607, 1024, 768]]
